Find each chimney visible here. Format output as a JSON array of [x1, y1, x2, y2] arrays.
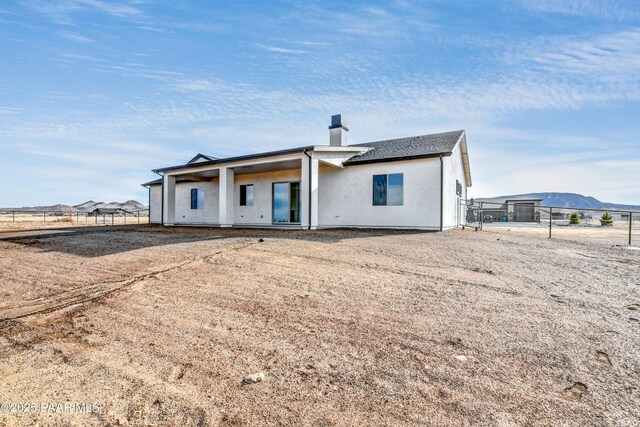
[[329, 114, 349, 146]]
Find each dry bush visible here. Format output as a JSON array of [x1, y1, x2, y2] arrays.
[[53, 216, 74, 223]]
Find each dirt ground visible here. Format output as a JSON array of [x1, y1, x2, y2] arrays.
[[0, 226, 638, 426], [476, 222, 639, 247]]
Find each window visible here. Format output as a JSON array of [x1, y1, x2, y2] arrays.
[[240, 184, 254, 206], [190, 188, 204, 209], [373, 173, 403, 206]]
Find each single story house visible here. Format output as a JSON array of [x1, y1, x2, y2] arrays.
[[143, 115, 472, 230]]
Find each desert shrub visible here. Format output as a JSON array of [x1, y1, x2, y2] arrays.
[[600, 212, 613, 226], [569, 212, 580, 225], [53, 216, 74, 223]]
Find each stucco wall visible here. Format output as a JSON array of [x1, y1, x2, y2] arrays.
[[233, 168, 302, 225], [317, 159, 442, 229], [149, 186, 162, 223], [151, 182, 219, 224], [442, 142, 468, 228], [173, 180, 219, 224]]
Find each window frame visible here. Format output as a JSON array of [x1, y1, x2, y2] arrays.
[[272, 181, 301, 224], [240, 184, 254, 206], [190, 188, 204, 210], [372, 173, 404, 206]]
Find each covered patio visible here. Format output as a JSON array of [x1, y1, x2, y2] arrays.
[[156, 146, 367, 229]]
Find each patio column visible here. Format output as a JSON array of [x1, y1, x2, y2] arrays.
[[219, 166, 234, 227], [162, 174, 176, 225], [301, 154, 319, 229]]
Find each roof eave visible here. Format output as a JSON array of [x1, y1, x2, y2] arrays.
[[456, 131, 472, 188], [344, 151, 453, 166], [153, 146, 313, 173]]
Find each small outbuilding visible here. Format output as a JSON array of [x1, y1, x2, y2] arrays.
[[473, 198, 542, 223], [505, 199, 542, 222]]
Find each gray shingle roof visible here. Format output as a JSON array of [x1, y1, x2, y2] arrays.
[[344, 130, 464, 165], [187, 153, 218, 164]]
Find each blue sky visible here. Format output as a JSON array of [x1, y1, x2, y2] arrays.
[[1, 0, 639, 207]]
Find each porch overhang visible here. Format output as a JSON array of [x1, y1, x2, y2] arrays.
[[153, 144, 370, 176], [153, 146, 314, 174]]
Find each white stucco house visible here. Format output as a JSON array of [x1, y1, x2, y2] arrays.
[[143, 115, 472, 230]]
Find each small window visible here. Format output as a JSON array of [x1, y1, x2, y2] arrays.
[[373, 173, 403, 206], [190, 188, 204, 209], [240, 184, 254, 206]]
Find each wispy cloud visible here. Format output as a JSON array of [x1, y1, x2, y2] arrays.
[[23, 0, 144, 24], [0, 107, 25, 115], [77, 0, 142, 18], [252, 42, 308, 55], [526, 29, 640, 78], [517, 0, 639, 20], [9, 27, 639, 145], [58, 52, 106, 62], [138, 25, 171, 33], [172, 79, 231, 92], [289, 40, 331, 47], [282, 2, 436, 40], [58, 31, 95, 43]]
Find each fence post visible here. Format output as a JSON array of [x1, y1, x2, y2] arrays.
[[137, 211, 140, 224], [111, 214, 114, 225], [479, 201, 484, 230], [549, 207, 552, 239], [124, 212, 126, 225], [43, 211, 46, 222], [13, 211, 15, 222], [630, 212, 633, 246]]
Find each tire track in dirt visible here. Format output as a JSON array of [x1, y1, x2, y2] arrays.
[[0, 242, 255, 324]]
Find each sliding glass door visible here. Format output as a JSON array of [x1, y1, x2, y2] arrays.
[[273, 182, 300, 223]]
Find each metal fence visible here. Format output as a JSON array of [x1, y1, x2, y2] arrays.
[[0, 209, 150, 227], [464, 200, 638, 246]]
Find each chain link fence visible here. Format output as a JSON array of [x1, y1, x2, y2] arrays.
[[0, 209, 150, 230], [464, 200, 638, 246]]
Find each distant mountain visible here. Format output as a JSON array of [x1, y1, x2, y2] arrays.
[[2, 200, 147, 213], [479, 192, 640, 211]]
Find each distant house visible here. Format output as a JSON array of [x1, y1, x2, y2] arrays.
[[142, 115, 472, 230], [89, 208, 132, 216], [551, 211, 569, 220]]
